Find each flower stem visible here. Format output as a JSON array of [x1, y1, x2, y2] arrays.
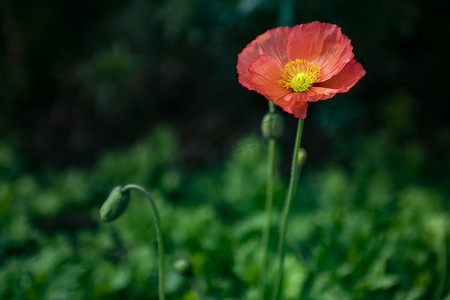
[[433, 235, 447, 300], [122, 184, 166, 300], [268, 101, 276, 113], [259, 138, 276, 299], [271, 118, 304, 300]]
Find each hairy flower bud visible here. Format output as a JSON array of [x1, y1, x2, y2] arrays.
[[297, 148, 307, 166], [261, 112, 284, 139], [99, 186, 130, 222], [173, 257, 193, 277]]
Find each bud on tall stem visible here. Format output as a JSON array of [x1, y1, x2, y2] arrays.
[[261, 112, 284, 140]]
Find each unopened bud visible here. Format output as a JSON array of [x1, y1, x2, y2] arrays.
[[297, 148, 307, 166], [99, 186, 130, 222], [173, 257, 193, 277], [261, 112, 284, 140]]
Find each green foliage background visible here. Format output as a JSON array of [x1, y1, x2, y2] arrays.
[[1, 0, 449, 299], [1, 124, 449, 299]]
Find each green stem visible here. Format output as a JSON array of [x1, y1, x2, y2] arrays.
[[434, 236, 447, 300], [271, 118, 304, 300], [259, 138, 276, 299], [122, 184, 166, 300], [268, 101, 276, 113]]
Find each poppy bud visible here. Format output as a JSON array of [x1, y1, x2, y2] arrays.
[[261, 112, 284, 140], [297, 148, 307, 166], [173, 257, 193, 277], [99, 186, 130, 222]]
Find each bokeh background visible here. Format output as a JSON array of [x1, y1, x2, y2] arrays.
[[1, 0, 449, 299]]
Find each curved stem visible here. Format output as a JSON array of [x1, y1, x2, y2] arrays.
[[122, 184, 166, 300], [259, 138, 276, 299], [271, 118, 304, 300]]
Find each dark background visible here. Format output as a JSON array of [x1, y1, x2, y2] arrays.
[[1, 0, 449, 177]]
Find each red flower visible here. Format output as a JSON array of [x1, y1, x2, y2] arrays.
[[237, 21, 366, 119]]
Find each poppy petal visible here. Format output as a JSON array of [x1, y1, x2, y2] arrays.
[[248, 54, 291, 103], [303, 59, 365, 101], [287, 21, 354, 82], [284, 91, 321, 103], [237, 26, 290, 91], [315, 59, 366, 92], [300, 87, 339, 102], [281, 101, 309, 119]]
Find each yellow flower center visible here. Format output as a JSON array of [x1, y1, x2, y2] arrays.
[[279, 59, 321, 92]]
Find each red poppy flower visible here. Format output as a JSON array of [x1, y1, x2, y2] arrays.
[[237, 21, 366, 119]]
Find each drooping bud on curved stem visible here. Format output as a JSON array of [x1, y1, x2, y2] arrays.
[[99, 184, 166, 300], [261, 112, 284, 140], [99, 186, 130, 222]]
